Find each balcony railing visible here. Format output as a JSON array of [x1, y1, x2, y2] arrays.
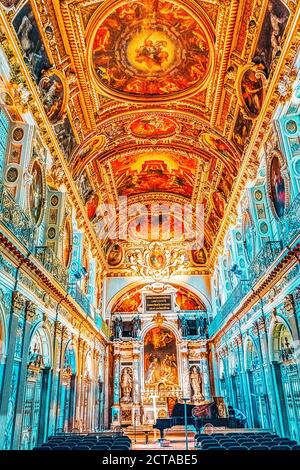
[[209, 241, 283, 336], [35, 246, 69, 290], [68, 283, 91, 316], [281, 193, 300, 246], [209, 280, 252, 336], [0, 183, 35, 250], [248, 241, 283, 284]]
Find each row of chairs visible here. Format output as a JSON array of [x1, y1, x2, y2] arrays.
[[195, 432, 300, 451], [33, 434, 131, 451]]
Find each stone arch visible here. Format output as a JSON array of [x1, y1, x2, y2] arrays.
[[268, 315, 294, 363], [243, 334, 260, 371], [63, 339, 77, 375], [28, 322, 52, 368], [107, 280, 212, 318]]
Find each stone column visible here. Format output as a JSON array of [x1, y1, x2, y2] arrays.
[[74, 337, 84, 431], [253, 319, 272, 429], [78, 341, 88, 431], [12, 300, 37, 449], [233, 336, 246, 414], [132, 341, 141, 425], [200, 352, 211, 401], [47, 320, 63, 436], [92, 348, 100, 432], [236, 333, 253, 427], [180, 340, 191, 399], [0, 291, 26, 449], [111, 343, 121, 426], [257, 316, 280, 433]]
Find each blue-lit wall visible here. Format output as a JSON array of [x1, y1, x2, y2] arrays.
[[210, 72, 300, 442]]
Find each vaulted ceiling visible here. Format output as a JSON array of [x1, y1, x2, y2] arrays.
[[3, 0, 297, 275]]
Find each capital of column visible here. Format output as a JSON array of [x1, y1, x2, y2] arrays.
[[12, 290, 26, 314], [25, 300, 37, 322]]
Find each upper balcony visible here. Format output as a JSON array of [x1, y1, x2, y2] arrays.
[[68, 283, 92, 317], [0, 183, 35, 250], [35, 246, 69, 290], [209, 194, 300, 337], [0, 184, 109, 334]]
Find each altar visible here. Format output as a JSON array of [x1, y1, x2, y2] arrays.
[[109, 283, 211, 427]]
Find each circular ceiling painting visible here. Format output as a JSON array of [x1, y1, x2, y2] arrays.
[[88, 0, 214, 102]]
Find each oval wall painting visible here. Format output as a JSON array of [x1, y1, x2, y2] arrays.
[[107, 243, 123, 267], [29, 160, 44, 224], [269, 155, 286, 218]]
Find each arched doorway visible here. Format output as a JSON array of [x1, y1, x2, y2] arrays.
[[271, 321, 300, 440], [20, 326, 51, 449]]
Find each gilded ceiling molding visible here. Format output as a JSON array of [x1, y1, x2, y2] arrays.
[[0, 9, 108, 270], [59, 0, 98, 130], [210, 0, 239, 127]]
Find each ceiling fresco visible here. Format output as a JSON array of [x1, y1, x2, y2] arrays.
[[111, 151, 196, 197], [88, 0, 214, 101], [5, 0, 297, 274]]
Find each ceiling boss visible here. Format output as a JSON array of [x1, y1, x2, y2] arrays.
[[87, 0, 215, 102]]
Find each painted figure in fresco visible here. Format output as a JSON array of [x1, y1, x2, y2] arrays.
[[160, 354, 177, 385], [254, 0, 289, 75], [132, 314, 141, 338], [191, 246, 207, 265], [268, 2, 289, 61], [212, 191, 225, 218], [135, 37, 169, 69], [54, 118, 77, 158], [121, 367, 133, 402], [39, 74, 64, 123], [190, 366, 203, 400], [145, 355, 161, 384], [241, 68, 267, 117], [14, 6, 49, 82], [16, 11, 34, 59]]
